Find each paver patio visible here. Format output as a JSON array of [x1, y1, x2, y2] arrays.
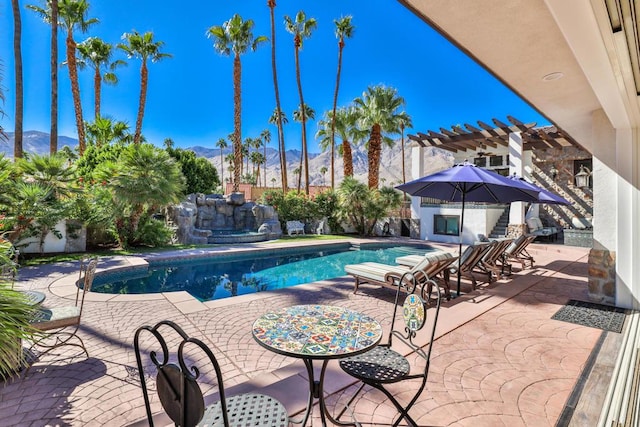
[[0, 239, 614, 426]]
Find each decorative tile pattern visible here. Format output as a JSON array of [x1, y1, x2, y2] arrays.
[[252, 305, 382, 358], [403, 294, 426, 331]]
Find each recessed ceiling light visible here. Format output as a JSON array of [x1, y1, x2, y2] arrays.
[[542, 72, 564, 82]]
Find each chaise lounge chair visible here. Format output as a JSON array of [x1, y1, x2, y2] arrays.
[[344, 251, 458, 300], [397, 243, 493, 290], [500, 234, 536, 270], [475, 238, 514, 279]]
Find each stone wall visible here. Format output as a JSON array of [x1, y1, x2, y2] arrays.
[[506, 223, 526, 239], [588, 249, 616, 305]]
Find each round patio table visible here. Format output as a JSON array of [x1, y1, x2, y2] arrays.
[[252, 304, 382, 427]]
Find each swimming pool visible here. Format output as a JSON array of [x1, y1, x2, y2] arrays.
[[92, 244, 435, 302]]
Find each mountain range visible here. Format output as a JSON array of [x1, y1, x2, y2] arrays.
[[1, 130, 453, 187]]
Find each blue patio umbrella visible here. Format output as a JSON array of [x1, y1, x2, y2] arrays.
[[396, 162, 541, 296], [508, 174, 571, 205]]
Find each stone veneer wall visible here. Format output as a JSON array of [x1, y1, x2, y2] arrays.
[[506, 223, 526, 239], [588, 249, 616, 305]]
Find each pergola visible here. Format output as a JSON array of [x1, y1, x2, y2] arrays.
[[407, 115, 583, 153]]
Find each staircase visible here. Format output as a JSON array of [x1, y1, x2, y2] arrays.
[[489, 206, 510, 239]]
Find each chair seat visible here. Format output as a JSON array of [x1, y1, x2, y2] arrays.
[[200, 392, 289, 427], [339, 346, 410, 383], [30, 306, 80, 331]]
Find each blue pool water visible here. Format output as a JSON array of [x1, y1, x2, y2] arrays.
[[92, 244, 434, 302]]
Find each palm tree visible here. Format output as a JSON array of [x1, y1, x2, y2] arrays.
[[77, 37, 126, 119], [292, 167, 301, 192], [267, 109, 288, 188], [207, 14, 267, 192], [267, 0, 287, 193], [28, 0, 98, 155], [398, 116, 413, 185], [354, 85, 409, 188], [330, 15, 354, 189], [250, 151, 265, 186], [284, 10, 317, 196], [260, 129, 270, 188], [118, 31, 171, 145], [242, 137, 252, 177], [215, 137, 227, 184], [292, 103, 315, 192], [11, 0, 23, 159], [317, 106, 359, 178], [85, 117, 130, 147], [320, 166, 328, 186], [50, 0, 58, 154]]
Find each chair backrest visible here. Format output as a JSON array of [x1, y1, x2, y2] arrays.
[[483, 239, 513, 264], [388, 272, 442, 380], [134, 320, 230, 427], [459, 243, 490, 271], [504, 235, 527, 256], [410, 251, 453, 275], [76, 258, 98, 317]]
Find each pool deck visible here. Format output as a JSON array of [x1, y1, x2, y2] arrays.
[[0, 237, 622, 426]]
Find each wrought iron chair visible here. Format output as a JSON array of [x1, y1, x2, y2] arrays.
[[28, 258, 98, 370], [337, 272, 442, 427], [134, 320, 290, 427]]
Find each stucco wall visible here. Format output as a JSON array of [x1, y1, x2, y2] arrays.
[[418, 204, 506, 245]]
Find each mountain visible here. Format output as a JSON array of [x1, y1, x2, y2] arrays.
[[0, 131, 453, 187], [1, 131, 78, 158]]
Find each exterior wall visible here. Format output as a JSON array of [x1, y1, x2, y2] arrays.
[[18, 220, 87, 254], [418, 204, 505, 245]]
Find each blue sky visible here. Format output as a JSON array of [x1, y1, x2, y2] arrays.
[[0, 0, 548, 152]]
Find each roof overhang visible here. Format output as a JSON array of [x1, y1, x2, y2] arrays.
[[398, 0, 640, 153]]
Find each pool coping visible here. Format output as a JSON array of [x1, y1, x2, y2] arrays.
[[48, 237, 440, 315]]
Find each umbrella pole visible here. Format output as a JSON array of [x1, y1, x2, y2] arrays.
[[457, 192, 465, 297]]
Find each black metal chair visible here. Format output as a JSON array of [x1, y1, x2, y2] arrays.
[[27, 257, 98, 372], [337, 271, 442, 427], [134, 320, 290, 427]]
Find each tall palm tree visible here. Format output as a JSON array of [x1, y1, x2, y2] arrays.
[[284, 10, 317, 196], [207, 14, 267, 192], [354, 85, 409, 188], [260, 129, 270, 188], [317, 106, 359, 178], [11, 0, 23, 159], [215, 137, 227, 184], [242, 137, 252, 177], [250, 151, 265, 186], [118, 31, 171, 145], [292, 103, 315, 192], [77, 37, 126, 119], [320, 166, 328, 186], [398, 116, 413, 185], [28, 0, 98, 155], [330, 15, 354, 189], [50, 0, 58, 154], [267, 0, 287, 193]]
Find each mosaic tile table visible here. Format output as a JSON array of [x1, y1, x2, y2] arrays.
[[253, 304, 383, 427]]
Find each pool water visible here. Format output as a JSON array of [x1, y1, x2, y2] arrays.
[[92, 245, 434, 302]]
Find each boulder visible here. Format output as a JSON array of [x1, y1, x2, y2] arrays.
[[226, 192, 245, 206]]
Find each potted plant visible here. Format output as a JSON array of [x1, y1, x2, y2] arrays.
[[0, 240, 36, 379]]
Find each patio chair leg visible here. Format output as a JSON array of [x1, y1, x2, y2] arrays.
[[25, 327, 88, 376], [334, 381, 366, 422]]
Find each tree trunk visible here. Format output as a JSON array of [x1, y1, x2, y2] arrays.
[[50, 0, 58, 154], [133, 60, 148, 144], [342, 139, 353, 177], [219, 150, 224, 187], [232, 54, 242, 192], [367, 123, 382, 189], [11, 0, 23, 159], [293, 37, 309, 195], [94, 68, 101, 119], [268, 0, 287, 192], [263, 142, 267, 188], [66, 31, 86, 153], [330, 38, 345, 189]]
